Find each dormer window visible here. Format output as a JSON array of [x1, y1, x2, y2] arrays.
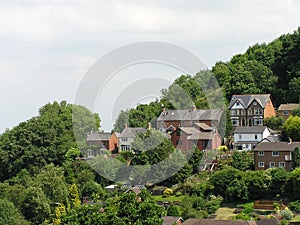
[[236, 101, 240, 106], [253, 102, 257, 106]]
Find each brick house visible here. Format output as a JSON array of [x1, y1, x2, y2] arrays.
[[228, 94, 276, 127], [277, 103, 299, 119], [157, 107, 223, 131], [86, 131, 119, 152], [233, 126, 276, 150], [170, 123, 222, 153], [254, 142, 300, 171]]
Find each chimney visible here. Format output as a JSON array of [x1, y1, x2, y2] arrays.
[[147, 122, 151, 129], [124, 123, 128, 129], [289, 137, 292, 144]]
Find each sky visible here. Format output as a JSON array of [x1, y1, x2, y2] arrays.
[[1, 0, 300, 133]]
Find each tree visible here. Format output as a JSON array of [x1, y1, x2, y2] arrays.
[[245, 170, 270, 200], [231, 151, 254, 171], [20, 187, 51, 225], [167, 202, 180, 216], [283, 116, 300, 141], [292, 147, 300, 169], [0, 198, 29, 225], [69, 183, 81, 208], [264, 116, 285, 130]]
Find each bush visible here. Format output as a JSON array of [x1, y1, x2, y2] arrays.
[[281, 209, 293, 220], [175, 191, 182, 197], [289, 200, 300, 212], [163, 188, 173, 197]]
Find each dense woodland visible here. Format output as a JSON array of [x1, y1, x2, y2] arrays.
[[1, 29, 300, 224]]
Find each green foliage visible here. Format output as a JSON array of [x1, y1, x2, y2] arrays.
[[167, 202, 180, 216], [292, 147, 300, 169], [281, 208, 293, 220], [20, 186, 51, 225], [0, 101, 99, 181], [264, 116, 285, 130], [289, 200, 300, 212], [69, 184, 81, 208], [65, 148, 81, 162], [231, 151, 254, 171], [0, 198, 29, 225], [61, 190, 165, 225], [283, 116, 300, 141], [292, 107, 300, 116]]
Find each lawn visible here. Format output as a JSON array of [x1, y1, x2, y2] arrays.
[[290, 214, 300, 222], [153, 195, 186, 203], [215, 207, 236, 220]]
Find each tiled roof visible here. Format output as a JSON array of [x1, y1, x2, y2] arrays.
[[180, 127, 200, 134], [157, 109, 223, 122], [86, 132, 101, 141], [233, 126, 269, 134], [162, 216, 184, 225], [119, 128, 147, 138], [256, 218, 280, 225], [193, 122, 213, 131], [228, 94, 271, 109], [254, 142, 300, 151], [98, 132, 112, 140], [182, 219, 250, 225], [278, 103, 299, 111], [188, 132, 214, 140]]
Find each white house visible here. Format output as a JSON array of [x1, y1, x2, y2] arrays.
[[118, 127, 146, 152], [233, 126, 275, 151]]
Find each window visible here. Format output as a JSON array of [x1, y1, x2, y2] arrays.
[[253, 101, 257, 106], [232, 119, 239, 126], [258, 162, 264, 168], [239, 134, 242, 140], [283, 111, 289, 116], [255, 134, 258, 140], [269, 162, 275, 168], [236, 102, 240, 106], [121, 145, 131, 151], [258, 151, 264, 156], [259, 109, 263, 115], [279, 162, 285, 168], [254, 109, 260, 115], [121, 137, 128, 142], [272, 151, 279, 157], [241, 109, 245, 115], [254, 118, 263, 125], [248, 110, 252, 115]]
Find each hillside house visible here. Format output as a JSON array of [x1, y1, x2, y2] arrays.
[[157, 107, 223, 131], [277, 103, 299, 119], [171, 123, 222, 153], [228, 94, 275, 127], [118, 126, 147, 152], [254, 142, 300, 171], [233, 126, 275, 150]]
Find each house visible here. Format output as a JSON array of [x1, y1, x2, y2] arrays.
[[253, 142, 300, 171], [118, 126, 147, 152], [233, 126, 275, 150], [181, 218, 255, 225], [277, 103, 299, 119], [171, 123, 222, 153], [228, 94, 276, 127], [162, 216, 184, 225], [86, 131, 119, 152], [157, 106, 223, 131]]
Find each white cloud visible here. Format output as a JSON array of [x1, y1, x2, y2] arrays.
[[1, 0, 300, 132]]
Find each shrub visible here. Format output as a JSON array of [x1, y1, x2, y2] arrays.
[[163, 188, 173, 197], [281, 208, 293, 220], [175, 191, 182, 197], [289, 200, 300, 212]]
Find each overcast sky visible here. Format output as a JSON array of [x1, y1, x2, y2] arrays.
[[1, 0, 300, 133]]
